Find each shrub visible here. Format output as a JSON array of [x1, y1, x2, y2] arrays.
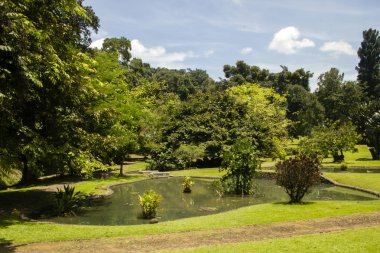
[[340, 163, 348, 171], [138, 190, 162, 219], [54, 185, 81, 216], [220, 138, 260, 195], [182, 176, 194, 193], [275, 155, 321, 203]]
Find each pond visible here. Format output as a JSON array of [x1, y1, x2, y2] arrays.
[[46, 177, 377, 225]]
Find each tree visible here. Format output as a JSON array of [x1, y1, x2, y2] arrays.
[[364, 111, 380, 160], [356, 28, 380, 101], [0, 0, 102, 182], [286, 85, 325, 137], [299, 121, 361, 162], [220, 138, 260, 195], [149, 83, 288, 171], [102, 37, 132, 66], [275, 156, 321, 203], [316, 68, 363, 122]]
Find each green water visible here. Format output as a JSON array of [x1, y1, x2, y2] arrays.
[[47, 177, 377, 225]]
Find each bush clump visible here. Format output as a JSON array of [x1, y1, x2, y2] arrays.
[[275, 155, 321, 203], [138, 190, 162, 219], [54, 185, 81, 216], [220, 138, 260, 195]]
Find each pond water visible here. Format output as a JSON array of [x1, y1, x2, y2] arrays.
[[46, 177, 377, 225]]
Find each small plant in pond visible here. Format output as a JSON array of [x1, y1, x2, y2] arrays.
[[275, 155, 321, 203], [138, 190, 162, 219], [54, 185, 81, 216], [182, 176, 194, 193], [340, 163, 348, 171]]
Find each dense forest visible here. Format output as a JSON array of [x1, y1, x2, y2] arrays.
[[1, 0, 380, 185]]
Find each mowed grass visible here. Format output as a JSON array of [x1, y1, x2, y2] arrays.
[[170, 168, 226, 177], [110, 161, 148, 172], [163, 226, 380, 253], [1, 200, 379, 244], [324, 172, 380, 193], [322, 145, 380, 168], [74, 175, 144, 195]]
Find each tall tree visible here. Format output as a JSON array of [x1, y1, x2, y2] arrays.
[[356, 28, 380, 101], [286, 85, 324, 137], [0, 0, 101, 182], [316, 68, 362, 122]]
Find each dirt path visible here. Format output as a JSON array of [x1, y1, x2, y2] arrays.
[[4, 212, 380, 253]]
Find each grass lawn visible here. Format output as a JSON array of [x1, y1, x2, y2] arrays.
[[110, 161, 148, 173], [1, 200, 379, 244], [74, 175, 144, 195], [324, 172, 380, 193], [322, 145, 380, 168], [163, 226, 380, 253], [170, 168, 226, 177]]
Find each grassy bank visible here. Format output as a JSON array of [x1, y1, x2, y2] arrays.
[[324, 172, 380, 193], [1, 200, 379, 244]]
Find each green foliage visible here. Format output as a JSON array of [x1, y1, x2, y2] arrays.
[[138, 190, 162, 219], [54, 185, 81, 216], [223, 62, 312, 94], [0, 0, 105, 181], [356, 28, 380, 101], [316, 68, 363, 122], [220, 138, 260, 195], [286, 85, 325, 137], [299, 121, 361, 162], [149, 83, 288, 171], [364, 112, 380, 160], [182, 176, 194, 193], [102, 37, 132, 65], [275, 156, 321, 203]]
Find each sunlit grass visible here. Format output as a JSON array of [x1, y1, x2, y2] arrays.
[[1, 200, 379, 244], [163, 226, 380, 253], [324, 172, 380, 193]]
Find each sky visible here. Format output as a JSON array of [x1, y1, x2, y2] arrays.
[[85, 0, 380, 90]]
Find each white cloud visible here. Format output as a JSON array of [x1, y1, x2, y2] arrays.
[[240, 47, 253, 55], [131, 39, 197, 68], [268, 26, 315, 54], [320, 41, 356, 56], [90, 38, 199, 68], [89, 38, 106, 49]]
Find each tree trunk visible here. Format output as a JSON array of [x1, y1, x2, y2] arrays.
[[20, 155, 30, 184], [333, 151, 344, 163], [118, 159, 124, 177], [369, 147, 380, 160]]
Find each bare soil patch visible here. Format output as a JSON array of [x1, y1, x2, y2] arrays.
[[4, 212, 380, 253]]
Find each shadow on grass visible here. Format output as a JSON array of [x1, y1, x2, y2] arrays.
[[0, 238, 16, 253], [356, 158, 374, 161], [13, 175, 82, 190], [0, 189, 55, 216], [273, 201, 317, 206]]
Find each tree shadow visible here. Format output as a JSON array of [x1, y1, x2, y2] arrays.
[[273, 201, 316, 206], [0, 239, 16, 253], [12, 174, 82, 189], [356, 158, 374, 161], [0, 189, 55, 217]]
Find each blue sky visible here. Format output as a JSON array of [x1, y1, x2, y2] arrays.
[[85, 0, 380, 90]]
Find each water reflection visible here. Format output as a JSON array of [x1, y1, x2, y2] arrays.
[[46, 177, 377, 225]]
